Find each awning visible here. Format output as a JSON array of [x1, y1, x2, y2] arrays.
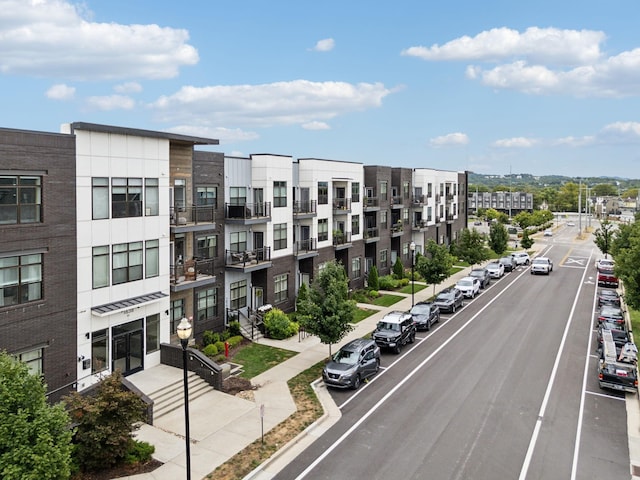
[[91, 291, 168, 317]]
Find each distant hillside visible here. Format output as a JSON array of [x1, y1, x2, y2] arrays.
[[469, 173, 639, 190]]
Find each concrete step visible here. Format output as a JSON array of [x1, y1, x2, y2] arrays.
[[150, 373, 215, 420]]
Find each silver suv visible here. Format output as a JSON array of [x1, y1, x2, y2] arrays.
[[322, 338, 380, 389], [511, 251, 531, 266], [530, 257, 553, 275]]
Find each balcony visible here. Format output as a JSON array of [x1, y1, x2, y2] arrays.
[[294, 238, 318, 259], [446, 213, 456, 223], [391, 222, 404, 237], [446, 194, 454, 201], [333, 231, 352, 250], [333, 198, 351, 215], [364, 197, 380, 211], [293, 200, 317, 219], [170, 258, 217, 292], [364, 227, 380, 243], [412, 220, 429, 231], [225, 247, 272, 272], [225, 202, 271, 225], [170, 204, 217, 233], [391, 195, 403, 209], [412, 195, 425, 206]]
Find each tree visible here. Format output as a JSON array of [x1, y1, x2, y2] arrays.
[[297, 260, 356, 355], [392, 257, 405, 279], [610, 221, 640, 309], [0, 352, 73, 480], [593, 220, 616, 258], [520, 228, 534, 249], [488, 222, 509, 255], [456, 228, 490, 267], [513, 211, 533, 229], [64, 371, 147, 472], [556, 182, 579, 211], [367, 265, 380, 291], [592, 183, 618, 196], [415, 239, 455, 296]]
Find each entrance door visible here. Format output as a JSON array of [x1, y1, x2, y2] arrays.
[[112, 320, 144, 376], [253, 286, 264, 310]]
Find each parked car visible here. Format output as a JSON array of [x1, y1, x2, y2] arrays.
[[597, 305, 625, 328], [322, 338, 380, 389], [486, 261, 505, 278], [597, 289, 621, 308], [511, 252, 531, 266], [596, 321, 630, 350], [595, 258, 615, 273], [455, 276, 481, 299], [543, 229, 553, 236], [499, 256, 516, 272], [598, 329, 638, 393], [372, 311, 416, 354], [469, 268, 491, 288], [530, 257, 553, 275], [598, 269, 619, 288], [433, 287, 464, 313], [409, 301, 440, 331]]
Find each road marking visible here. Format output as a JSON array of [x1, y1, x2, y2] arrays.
[[585, 390, 625, 401]]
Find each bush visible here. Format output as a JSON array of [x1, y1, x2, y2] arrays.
[[350, 289, 369, 303], [227, 335, 243, 348], [393, 257, 405, 279], [398, 278, 410, 287], [367, 265, 380, 290], [379, 275, 399, 290], [228, 321, 241, 336], [264, 308, 299, 339], [214, 340, 226, 353], [202, 330, 220, 347], [202, 343, 219, 357], [368, 290, 380, 298], [124, 440, 155, 465]]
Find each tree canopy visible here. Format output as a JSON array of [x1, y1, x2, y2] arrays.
[[415, 239, 455, 296], [488, 222, 509, 255], [611, 221, 640, 309], [593, 220, 616, 258], [455, 228, 490, 267]]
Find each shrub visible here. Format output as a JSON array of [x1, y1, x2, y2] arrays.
[[202, 330, 220, 347], [264, 308, 298, 339], [227, 335, 243, 348], [379, 275, 399, 290], [228, 321, 241, 336], [202, 344, 219, 357], [393, 257, 405, 279], [368, 290, 380, 298], [367, 265, 380, 290], [124, 440, 155, 465], [350, 289, 369, 303], [214, 340, 226, 353], [398, 278, 410, 287]]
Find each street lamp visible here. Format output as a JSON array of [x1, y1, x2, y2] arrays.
[[409, 241, 416, 307], [176, 317, 193, 480]]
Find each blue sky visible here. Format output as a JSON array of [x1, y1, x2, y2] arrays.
[[3, 0, 640, 178]]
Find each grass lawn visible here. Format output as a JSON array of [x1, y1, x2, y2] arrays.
[[398, 283, 427, 294], [232, 343, 298, 379], [630, 307, 640, 350], [369, 294, 405, 307], [352, 307, 377, 324]]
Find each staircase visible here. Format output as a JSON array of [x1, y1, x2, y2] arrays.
[[150, 372, 215, 421], [236, 308, 265, 342]]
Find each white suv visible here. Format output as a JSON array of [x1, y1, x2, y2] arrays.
[[511, 252, 531, 266], [530, 257, 553, 275]]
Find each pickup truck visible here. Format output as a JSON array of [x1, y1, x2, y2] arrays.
[[598, 329, 638, 393]]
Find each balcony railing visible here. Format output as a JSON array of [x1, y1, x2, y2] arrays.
[[333, 198, 351, 211], [333, 231, 352, 246], [364, 227, 379, 239], [392, 195, 403, 206], [364, 197, 379, 208], [412, 195, 425, 205], [293, 200, 317, 215], [391, 223, 403, 233], [225, 202, 271, 220], [294, 238, 318, 255], [170, 258, 216, 285], [170, 204, 216, 226], [225, 247, 271, 267]]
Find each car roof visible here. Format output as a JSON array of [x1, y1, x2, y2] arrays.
[[532, 257, 550, 261], [471, 268, 487, 273], [381, 311, 410, 323], [342, 338, 373, 350]]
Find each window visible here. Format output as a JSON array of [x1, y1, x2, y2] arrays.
[[146, 313, 160, 354], [352, 215, 360, 235], [197, 288, 218, 322], [91, 329, 108, 374], [112, 178, 142, 218], [427, 206, 432, 222], [174, 179, 186, 210], [230, 280, 247, 310], [92, 177, 109, 219], [318, 182, 328, 205], [427, 183, 432, 197], [380, 181, 388, 200], [273, 181, 287, 207], [16, 348, 43, 376], [352, 182, 360, 203], [403, 181, 410, 199], [112, 242, 143, 285], [197, 234, 217, 258], [274, 223, 287, 250], [274, 274, 288, 303], [380, 249, 388, 269], [403, 208, 409, 222], [145, 178, 159, 216], [352, 257, 361, 279], [230, 187, 246, 206], [318, 218, 328, 242], [230, 231, 247, 252], [0, 253, 42, 307], [170, 299, 184, 335], [0, 175, 42, 225], [92, 246, 109, 288], [196, 186, 217, 207], [380, 210, 387, 228], [145, 240, 159, 278]]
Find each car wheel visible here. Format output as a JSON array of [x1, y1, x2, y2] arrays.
[[471, 291, 475, 299], [374, 359, 380, 373], [452, 304, 456, 313], [352, 375, 361, 390], [426, 318, 431, 331], [409, 331, 415, 344], [436, 312, 440, 324], [526, 260, 530, 265], [394, 344, 402, 354]]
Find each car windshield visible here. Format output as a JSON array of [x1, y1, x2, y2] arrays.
[[470, 271, 484, 277], [377, 321, 400, 331], [457, 280, 472, 287], [487, 263, 499, 269], [410, 305, 431, 315], [532, 259, 547, 264], [332, 349, 358, 365], [437, 292, 454, 300]]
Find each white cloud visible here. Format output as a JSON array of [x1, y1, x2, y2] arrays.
[[311, 38, 335, 52], [492, 137, 537, 148], [86, 95, 135, 110], [114, 82, 143, 94], [302, 121, 330, 130], [150, 80, 393, 129], [599, 121, 640, 143], [46, 83, 75, 100], [167, 125, 259, 143], [429, 132, 469, 147], [552, 136, 596, 147], [0, 0, 198, 80]]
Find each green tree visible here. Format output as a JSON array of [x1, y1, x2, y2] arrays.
[[556, 182, 579, 211], [610, 221, 640, 309], [64, 371, 147, 472], [456, 228, 490, 268], [297, 260, 356, 355], [520, 228, 534, 249], [367, 265, 380, 290], [592, 183, 618, 196], [393, 257, 405, 279], [531, 209, 554, 227], [513, 211, 533, 229], [488, 222, 509, 255], [415, 239, 455, 296], [0, 352, 73, 480], [593, 220, 616, 258]]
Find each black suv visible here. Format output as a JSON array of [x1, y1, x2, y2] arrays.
[[433, 287, 464, 313], [409, 301, 440, 331], [322, 338, 381, 389], [372, 311, 416, 354], [469, 268, 491, 288], [499, 256, 516, 272]]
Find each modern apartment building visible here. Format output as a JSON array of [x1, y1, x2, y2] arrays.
[[468, 191, 534, 215]]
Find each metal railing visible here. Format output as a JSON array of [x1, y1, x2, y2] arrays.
[[170, 258, 216, 284], [170, 204, 216, 225], [333, 231, 352, 246], [294, 238, 317, 255], [293, 200, 317, 215], [225, 247, 271, 267], [225, 202, 271, 220]]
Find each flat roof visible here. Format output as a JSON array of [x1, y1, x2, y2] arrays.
[[68, 122, 219, 146]]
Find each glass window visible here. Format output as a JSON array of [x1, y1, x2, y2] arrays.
[[196, 186, 217, 207], [146, 313, 160, 354], [403, 181, 410, 198], [230, 187, 246, 206], [380, 210, 387, 228], [0, 175, 42, 225], [352, 257, 361, 279], [318, 182, 328, 205], [112, 178, 142, 218], [403, 208, 409, 222], [273, 181, 287, 208], [174, 179, 186, 210], [351, 182, 360, 203], [92, 177, 109, 219], [380, 181, 387, 200], [380, 249, 388, 269], [145, 240, 159, 278], [112, 242, 143, 285], [170, 299, 184, 335], [91, 329, 108, 374], [352, 215, 360, 235], [0, 253, 42, 307], [16, 348, 43, 376], [274, 274, 288, 303], [197, 288, 218, 322], [230, 231, 247, 252], [230, 280, 247, 310], [197, 234, 217, 258], [318, 218, 328, 242], [92, 245, 109, 288], [274, 223, 287, 250], [145, 178, 159, 216]]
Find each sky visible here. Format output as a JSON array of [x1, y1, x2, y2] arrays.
[[2, 0, 640, 178]]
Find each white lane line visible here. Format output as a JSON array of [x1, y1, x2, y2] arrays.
[[585, 390, 626, 401], [518, 247, 591, 480], [296, 267, 532, 480]]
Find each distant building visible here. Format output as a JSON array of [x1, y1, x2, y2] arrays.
[[468, 191, 533, 216]]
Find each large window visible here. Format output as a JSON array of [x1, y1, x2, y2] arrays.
[[112, 242, 143, 285], [145, 178, 159, 216], [274, 274, 288, 303], [197, 288, 218, 322], [0, 175, 42, 225], [230, 231, 247, 252], [112, 178, 142, 218], [146, 314, 160, 354], [197, 186, 217, 207], [92, 177, 109, 219], [0, 253, 42, 307], [274, 223, 287, 250], [318, 182, 328, 205], [230, 280, 247, 310], [352, 257, 361, 279], [380, 181, 388, 200], [273, 181, 287, 208], [380, 249, 388, 269], [145, 240, 159, 278], [92, 245, 109, 288], [91, 329, 108, 374], [197, 234, 217, 258], [352, 215, 360, 235], [380, 210, 387, 229], [170, 299, 184, 335], [318, 218, 328, 242], [16, 348, 43, 376], [352, 182, 360, 203], [230, 187, 246, 206], [173, 179, 185, 210]]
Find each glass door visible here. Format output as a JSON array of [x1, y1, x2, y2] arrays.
[[111, 319, 144, 376]]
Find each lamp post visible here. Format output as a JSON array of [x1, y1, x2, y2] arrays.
[[409, 241, 416, 307], [176, 317, 193, 480]]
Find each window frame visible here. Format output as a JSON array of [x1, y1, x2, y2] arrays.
[[196, 287, 218, 323], [0, 253, 43, 307], [0, 175, 42, 225], [230, 280, 247, 310], [112, 177, 143, 218], [112, 241, 143, 285], [274, 273, 288, 303], [273, 181, 287, 208], [274, 223, 287, 250]]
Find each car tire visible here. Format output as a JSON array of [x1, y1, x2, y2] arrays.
[[452, 304, 456, 313], [394, 344, 402, 354], [436, 312, 440, 324], [409, 331, 415, 344], [426, 319, 431, 331], [352, 375, 361, 390], [374, 359, 380, 373]]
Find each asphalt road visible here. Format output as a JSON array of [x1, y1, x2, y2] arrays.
[[274, 224, 630, 480]]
